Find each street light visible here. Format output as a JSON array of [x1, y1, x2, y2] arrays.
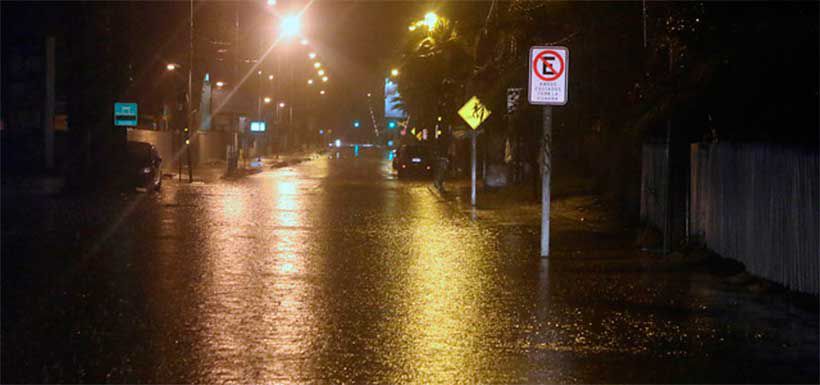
[[313, 62, 321, 69], [307, 79, 314, 85], [390, 68, 399, 77], [322, 76, 328, 82], [166, 63, 178, 71], [317, 69, 325, 76], [268, 74, 274, 80], [264, 97, 272, 104], [320, 90, 326, 95], [279, 102, 286, 108], [280, 14, 301, 38], [423, 12, 438, 31], [308, 52, 316, 59], [216, 81, 225, 87]]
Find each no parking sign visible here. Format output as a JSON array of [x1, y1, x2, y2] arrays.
[[528, 46, 568, 105]]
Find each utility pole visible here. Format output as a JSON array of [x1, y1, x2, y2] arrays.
[[186, 0, 194, 183]]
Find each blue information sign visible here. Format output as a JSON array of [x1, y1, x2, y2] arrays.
[[114, 102, 138, 126], [250, 121, 266, 132]]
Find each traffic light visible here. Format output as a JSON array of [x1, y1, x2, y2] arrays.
[[353, 120, 361, 128]]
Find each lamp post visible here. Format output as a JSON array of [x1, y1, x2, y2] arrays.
[[186, 0, 193, 183]]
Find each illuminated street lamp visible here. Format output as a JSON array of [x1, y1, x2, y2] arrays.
[[423, 12, 438, 31], [279, 102, 286, 108], [307, 79, 314, 85], [322, 76, 328, 82], [268, 74, 274, 80], [320, 90, 326, 95], [166, 63, 178, 71], [390, 68, 399, 77], [317, 69, 325, 76], [308, 52, 316, 59], [280, 14, 301, 38], [313, 62, 321, 69], [264, 97, 272, 104], [216, 81, 225, 87]]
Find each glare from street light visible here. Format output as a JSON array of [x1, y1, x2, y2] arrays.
[[322, 76, 328, 82], [313, 62, 321, 69], [391, 68, 399, 77], [166, 63, 178, 71], [264, 97, 272, 104], [280, 14, 301, 38], [318, 69, 325, 76], [423, 12, 438, 31]]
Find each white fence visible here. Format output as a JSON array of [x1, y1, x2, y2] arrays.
[[690, 143, 819, 294]]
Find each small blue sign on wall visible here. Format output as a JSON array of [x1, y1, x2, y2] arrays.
[[114, 102, 138, 126], [250, 121, 266, 132]]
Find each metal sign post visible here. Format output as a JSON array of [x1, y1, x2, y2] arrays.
[[529, 46, 568, 257], [541, 106, 552, 257], [457, 96, 492, 207], [471, 131, 477, 206]]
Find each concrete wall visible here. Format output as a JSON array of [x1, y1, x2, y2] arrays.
[[126, 128, 176, 170], [196, 130, 233, 164], [690, 143, 819, 294]]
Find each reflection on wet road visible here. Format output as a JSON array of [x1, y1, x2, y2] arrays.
[[2, 150, 818, 383]]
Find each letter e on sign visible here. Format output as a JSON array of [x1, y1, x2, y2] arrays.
[[528, 46, 568, 106]]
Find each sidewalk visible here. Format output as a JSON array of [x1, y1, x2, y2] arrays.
[[430, 177, 819, 303], [432, 178, 624, 239]]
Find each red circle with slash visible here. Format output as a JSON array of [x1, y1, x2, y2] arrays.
[[532, 50, 565, 82]]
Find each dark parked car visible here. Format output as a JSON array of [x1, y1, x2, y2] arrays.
[[126, 141, 162, 191], [393, 144, 433, 178]]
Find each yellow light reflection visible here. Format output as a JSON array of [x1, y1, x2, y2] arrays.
[[398, 188, 487, 382], [194, 170, 315, 382]]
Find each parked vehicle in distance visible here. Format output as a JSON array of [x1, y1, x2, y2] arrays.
[[393, 144, 433, 178], [126, 141, 162, 191]]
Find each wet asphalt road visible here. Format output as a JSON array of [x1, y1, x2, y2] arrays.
[[2, 149, 818, 383]]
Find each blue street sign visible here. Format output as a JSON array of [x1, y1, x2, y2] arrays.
[[114, 102, 138, 126]]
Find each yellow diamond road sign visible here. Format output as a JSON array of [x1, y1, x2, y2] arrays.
[[458, 96, 491, 130]]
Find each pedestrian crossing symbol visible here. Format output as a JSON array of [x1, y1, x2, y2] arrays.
[[458, 96, 491, 130]]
